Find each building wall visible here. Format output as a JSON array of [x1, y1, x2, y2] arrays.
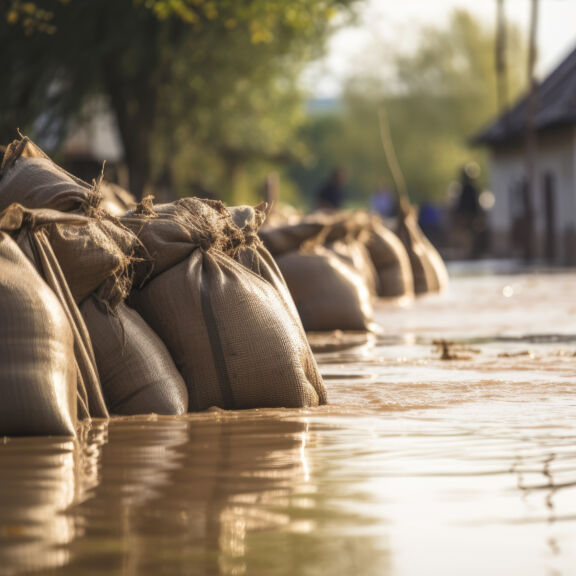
[[487, 127, 576, 264]]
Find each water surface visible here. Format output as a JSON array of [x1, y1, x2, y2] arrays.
[[1, 272, 575, 576]]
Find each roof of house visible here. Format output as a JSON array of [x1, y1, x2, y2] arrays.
[[474, 43, 576, 146]]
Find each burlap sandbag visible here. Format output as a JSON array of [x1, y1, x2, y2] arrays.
[[363, 218, 415, 298], [46, 217, 137, 304], [0, 137, 94, 213], [127, 198, 326, 410], [326, 237, 379, 297], [80, 297, 188, 415], [131, 249, 326, 411], [258, 221, 326, 256], [0, 137, 139, 304], [1, 204, 109, 419], [275, 245, 375, 332], [0, 232, 77, 436], [396, 204, 449, 294]]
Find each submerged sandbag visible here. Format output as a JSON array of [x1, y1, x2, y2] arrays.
[[363, 218, 414, 298], [396, 204, 449, 294], [0, 232, 77, 436], [127, 197, 327, 411], [275, 245, 375, 332], [1, 204, 109, 419], [80, 297, 188, 415]]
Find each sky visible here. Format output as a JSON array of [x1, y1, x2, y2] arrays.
[[304, 0, 576, 97]]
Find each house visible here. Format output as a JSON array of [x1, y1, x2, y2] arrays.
[[474, 44, 576, 265]]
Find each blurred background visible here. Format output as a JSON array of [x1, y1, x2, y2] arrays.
[[2, 0, 576, 263]]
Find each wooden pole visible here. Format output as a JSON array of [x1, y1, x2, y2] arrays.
[[378, 108, 410, 213], [495, 0, 508, 118], [524, 0, 539, 263]]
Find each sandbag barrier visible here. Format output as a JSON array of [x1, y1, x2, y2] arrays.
[[260, 208, 448, 324], [0, 137, 327, 437], [0, 136, 449, 437]]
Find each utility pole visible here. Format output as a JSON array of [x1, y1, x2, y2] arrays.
[[495, 0, 508, 118], [523, 0, 539, 263]]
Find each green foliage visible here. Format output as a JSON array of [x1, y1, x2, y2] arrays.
[[0, 0, 359, 201], [290, 10, 526, 207]]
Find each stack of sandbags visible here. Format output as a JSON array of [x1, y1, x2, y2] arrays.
[[0, 137, 188, 426], [260, 212, 376, 332], [123, 197, 327, 411], [395, 202, 449, 294]]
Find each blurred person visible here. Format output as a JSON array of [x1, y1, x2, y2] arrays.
[[452, 162, 489, 258], [316, 166, 347, 210]]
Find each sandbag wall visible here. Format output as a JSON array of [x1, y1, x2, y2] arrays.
[[259, 209, 431, 333], [0, 137, 326, 438]]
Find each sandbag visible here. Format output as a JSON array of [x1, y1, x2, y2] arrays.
[[258, 221, 325, 256], [0, 137, 94, 213], [363, 218, 414, 298], [1, 204, 109, 419], [130, 249, 326, 411], [127, 197, 327, 411], [80, 297, 188, 415], [47, 217, 137, 304], [0, 232, 77, 436], [396, 204, 449, 294], [275, 245, 375, 332], [0, 137, 139, 304], [326, 238, 379, 296]]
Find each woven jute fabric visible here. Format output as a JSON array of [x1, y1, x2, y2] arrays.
[[130, 248, 326, 411], [0, 232, 77, 436], [127, 197, 327, 410], [0, 138, 94, 214], [395, 207, 449, 294], [326, 238, 379, 297], [227, 204, 326, 396], [276, 245, 375, 333], [1, 204, 109, 419], [259, 221, 325, 256], [363, 218, 415, 298], [80, 298, 188, 415]]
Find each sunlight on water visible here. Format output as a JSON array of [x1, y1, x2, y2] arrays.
[[1, 273, 575, 575]]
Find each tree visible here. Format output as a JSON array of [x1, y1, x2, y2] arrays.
[[0, 0, 359, 200], [290, 10, 526, 207]]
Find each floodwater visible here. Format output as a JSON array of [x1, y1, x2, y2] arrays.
[[1, 269, 576, 576]]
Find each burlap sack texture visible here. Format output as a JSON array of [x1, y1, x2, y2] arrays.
[[0, 230, 77, 436], [395, 203, 449, 295], [226, 203, 326, 395], [259, 211, 376, 332], [363, 215, 415, 299], [0, 137, 189, 419], [0, 137, 139, 306], [309, 212, 381, 298], [124, 197, 327, 411], [80, 294, 189, 416], [275, 244, 375, 333]]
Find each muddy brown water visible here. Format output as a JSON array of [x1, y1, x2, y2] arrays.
[[1, 270, 575, 576]]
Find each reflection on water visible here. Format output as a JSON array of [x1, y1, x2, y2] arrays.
[[1, 273, 576, 575]]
